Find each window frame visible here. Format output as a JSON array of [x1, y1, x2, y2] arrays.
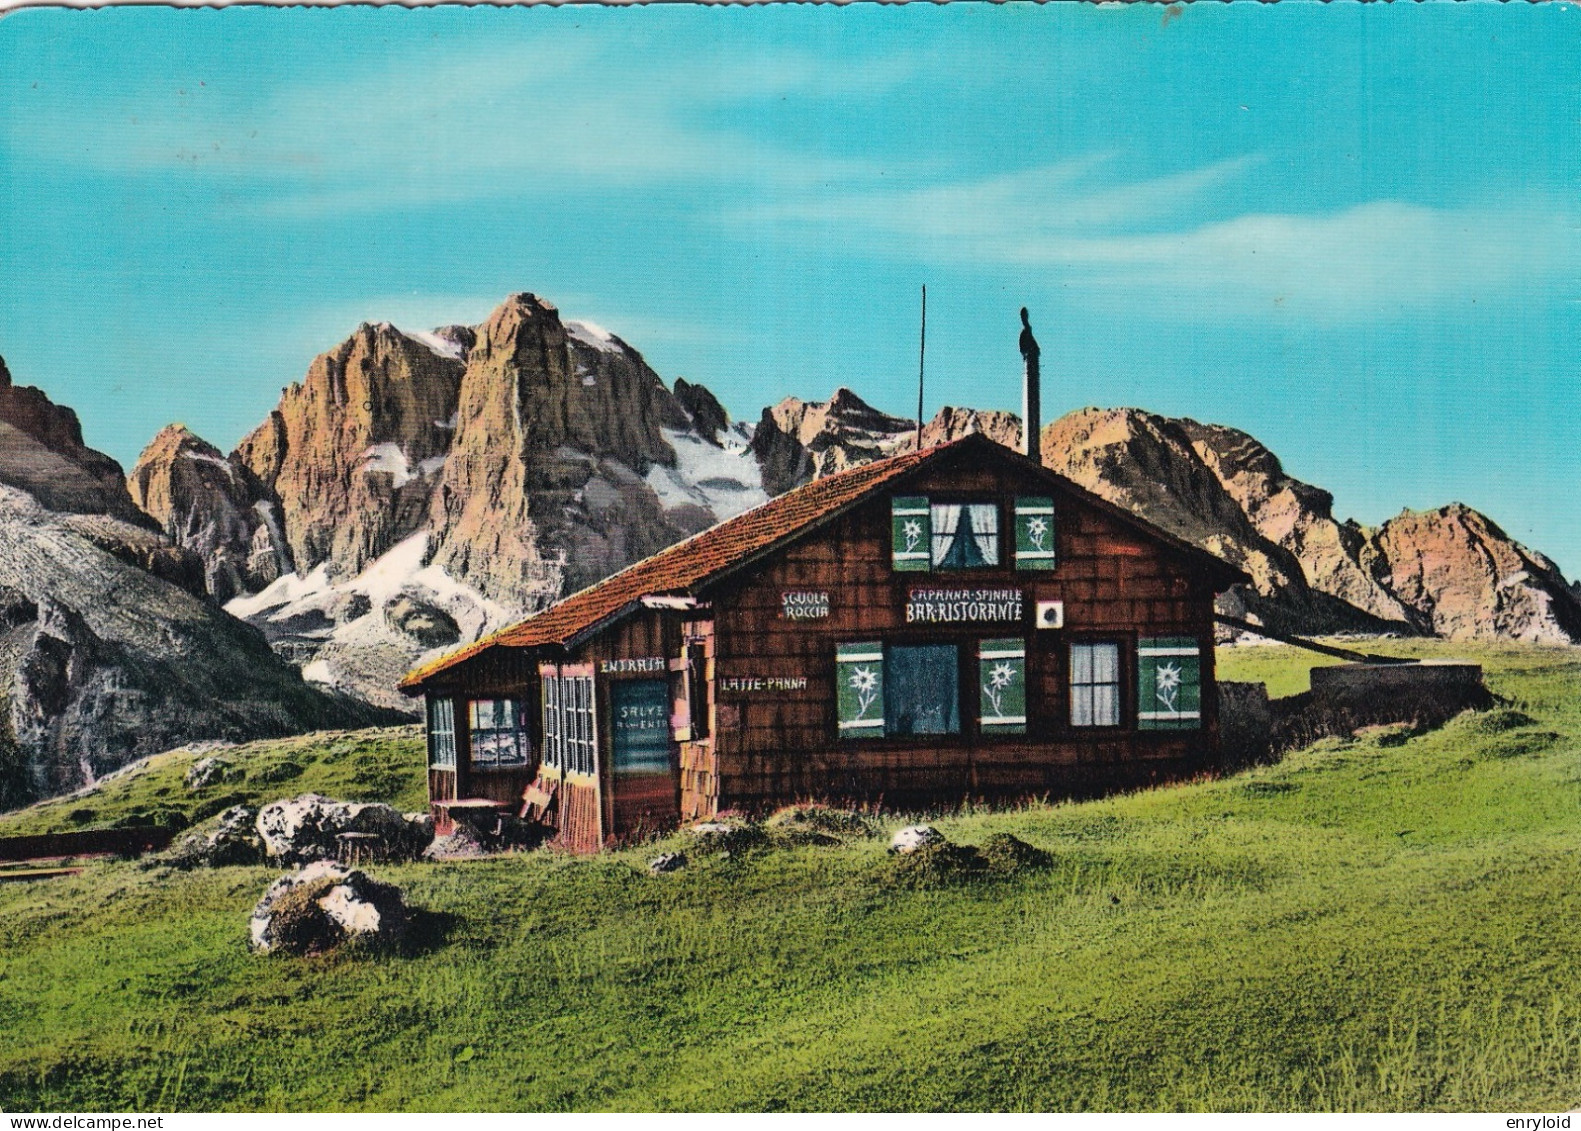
[[883, 641, 965, 737], [466, 697, 532, 770], [541, 672, 564, 771], [928, 500, 1003, 571], [890, 494, 1008, 574], [1068, 639, 1127, 730], [564, 674, 596, 777], [427, 696, 457, 771], [837, 635, 1035, 743]]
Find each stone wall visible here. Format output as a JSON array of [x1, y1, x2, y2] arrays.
[[1270, 661, 1491, 754]]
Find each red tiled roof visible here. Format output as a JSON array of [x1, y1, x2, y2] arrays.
[[398, 433, 1249, 691], [398, 439, 945, 690]]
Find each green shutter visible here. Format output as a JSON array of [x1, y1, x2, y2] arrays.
[[891, 496, 932, 571], [1014, 496, 1056, 570], [836, 642, 886, 737], [1137, 637, 1202, 730], [978, 638, 1027, 734]]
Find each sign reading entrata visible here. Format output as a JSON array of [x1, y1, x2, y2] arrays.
[[719, 676, 810, 695], [780, 591, 831, 620], [906, 588, 1024, 624], [600, 657, 666, 674]]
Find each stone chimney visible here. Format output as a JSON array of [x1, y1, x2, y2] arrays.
[[1018, 307, 1041, 461]]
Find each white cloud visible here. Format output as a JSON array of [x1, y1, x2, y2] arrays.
[[6, 36, 911, 216], [740, 156, 1581, 321], [1029, 200, 1581, 320]]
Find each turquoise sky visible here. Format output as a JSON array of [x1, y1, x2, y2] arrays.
[[1, 3, 1577, 575]]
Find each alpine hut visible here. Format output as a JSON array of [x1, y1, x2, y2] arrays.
[[398, 432, 1249, 853]]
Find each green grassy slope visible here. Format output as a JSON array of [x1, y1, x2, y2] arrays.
[[1, 642, 1579, 1112], [0, 727, 426, 839]]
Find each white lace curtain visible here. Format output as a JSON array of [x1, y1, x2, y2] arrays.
[[967, 503, 999, 564], [1070, 643, 1120, 727], [930, 503, 999, 567]]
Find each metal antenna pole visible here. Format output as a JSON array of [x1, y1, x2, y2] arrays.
[[915, 284, 927, 452]]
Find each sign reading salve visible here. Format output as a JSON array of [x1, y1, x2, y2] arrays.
[[610, 678, 671, 774], [906, 588, 1024, 624], [718, 676, 810, 695], [780, 591, 831, 620], [600, 657, 666, 675]]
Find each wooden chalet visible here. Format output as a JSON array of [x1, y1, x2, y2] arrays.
[[398, 433, 1249, 854]]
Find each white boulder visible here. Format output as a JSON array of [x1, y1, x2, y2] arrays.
[[889, 825, 946, 855], [249, 860, 409, 955]]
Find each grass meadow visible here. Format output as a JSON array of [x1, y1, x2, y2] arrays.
[[1, 640, 1579, 1111]]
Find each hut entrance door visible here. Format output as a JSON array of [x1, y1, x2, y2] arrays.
[[609, 677, 680, 836]]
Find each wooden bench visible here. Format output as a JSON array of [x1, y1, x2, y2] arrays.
[[334, 832, 383, 866], [433, 798, 512, 836]]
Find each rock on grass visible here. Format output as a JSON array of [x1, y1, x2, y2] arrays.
[[250, 861, 409, 955], [889, 833, 1051, 887]]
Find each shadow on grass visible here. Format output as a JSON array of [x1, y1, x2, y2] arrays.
[[400, 907, 461, 958]]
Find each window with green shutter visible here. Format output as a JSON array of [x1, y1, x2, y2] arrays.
[[836, 642, 886, 737], [1014, 496, 1056, 570], [1137, 637, 1202, 730], [890, 496, 932, 572], [978, 638, 1027, 734]]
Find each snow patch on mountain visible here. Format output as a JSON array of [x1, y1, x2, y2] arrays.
[[566, 320, 619, 353], [647, 424, 769, 521], [225, 532, 514, 711], [362, 443, 412, 487], [403, 327, 467, 361]]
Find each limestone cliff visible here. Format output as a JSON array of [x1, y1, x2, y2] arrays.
[[427, 294, 693, 606], [129, 424, 290, 603], [236, 322, 465, 581], [194, 295, 753, 707], [1367, 505, 1581, 643], [0, 484, 391, 810], [1177, 419, 1423, 630], [0, 353, 152, 526], [748, 388, 916, 494]]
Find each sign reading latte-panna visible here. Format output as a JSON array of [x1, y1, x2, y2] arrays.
[[780, 591, 831, 620], [719, 676, 810, 695], [906, 587, 1024, 624]]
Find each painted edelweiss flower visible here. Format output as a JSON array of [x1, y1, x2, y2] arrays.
[[1026, 516, 1048, 547], [902, 519, 923, 551], [989, 662, 1017, 690], [1155, 661, 1182, 711], [849, 666, 878, 694]]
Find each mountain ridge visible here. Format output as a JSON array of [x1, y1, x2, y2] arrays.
[[121, 291, 1579, 709]]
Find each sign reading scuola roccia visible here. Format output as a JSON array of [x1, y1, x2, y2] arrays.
[[905, 588, 1024, 624], [780, 591, 831, 620]]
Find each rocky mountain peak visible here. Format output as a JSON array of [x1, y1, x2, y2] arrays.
[[129, 422, 289, 603], [1370, 503, 1581, 643], [916, 406, 1022, 453], [1175, 417, 1419, 628], [427, 293, 694, 607], [749, 388, 915, 494], [0, 353, 152, 527], [235, 318, 465, 580], [673, 378, 729, 445]]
